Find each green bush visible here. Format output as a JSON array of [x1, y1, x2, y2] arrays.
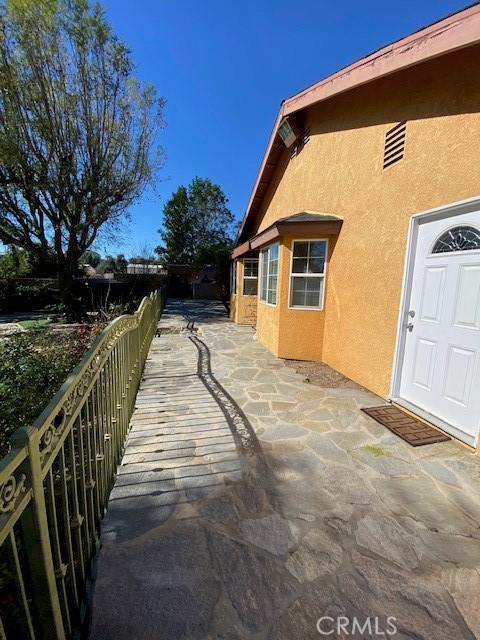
[[0, 326, 101, 456], [0, 281, 59, 312]]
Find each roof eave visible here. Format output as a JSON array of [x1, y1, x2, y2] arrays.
[[237, 4, 480, 245]]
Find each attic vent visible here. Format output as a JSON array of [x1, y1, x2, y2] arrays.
[[290, 127, 310, 159], [383, 121, 406, 169]]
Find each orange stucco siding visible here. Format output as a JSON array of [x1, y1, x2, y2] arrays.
[[230, 260, 257, 325], [242, 45, 480, 398], [274, 237, 328, 361]]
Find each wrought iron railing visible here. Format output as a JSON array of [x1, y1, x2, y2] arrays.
[[0, 289, 164, 639]]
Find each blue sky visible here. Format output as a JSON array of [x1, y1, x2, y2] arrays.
[[100, 0, 467, 257]]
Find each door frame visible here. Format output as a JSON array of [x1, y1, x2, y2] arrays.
[[390, 195, 480, 446]]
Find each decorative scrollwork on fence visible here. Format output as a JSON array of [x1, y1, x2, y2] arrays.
[[0, 473, 27, 513], [39, 314, 141, 464]]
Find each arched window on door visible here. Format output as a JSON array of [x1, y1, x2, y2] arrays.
[[432, 225, 480, 254]]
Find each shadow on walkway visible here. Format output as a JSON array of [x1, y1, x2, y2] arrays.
[[88, 300, 480, 640]]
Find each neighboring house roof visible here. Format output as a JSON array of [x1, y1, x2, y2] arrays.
[[237, 3, 480, 244]]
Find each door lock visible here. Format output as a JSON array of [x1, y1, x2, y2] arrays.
[[406, 310, 415, 332]]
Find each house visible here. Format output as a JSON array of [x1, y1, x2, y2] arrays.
[[127, 262, 166, 275], [231, 5, 480, 451]]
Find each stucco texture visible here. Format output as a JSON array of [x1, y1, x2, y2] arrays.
[[230, 260, 258, 325], [245, 45, 480, 399]]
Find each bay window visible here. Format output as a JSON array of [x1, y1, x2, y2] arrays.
[[289, 240, 327, 308], [243, 258, 258, 295], [260, 243, 279, 305], [230, 260, 237, 295]]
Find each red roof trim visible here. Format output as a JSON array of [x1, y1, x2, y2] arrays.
[[237, 4, 480, 242]]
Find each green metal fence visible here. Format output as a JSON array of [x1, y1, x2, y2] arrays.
[[0, 289, 164, 639]]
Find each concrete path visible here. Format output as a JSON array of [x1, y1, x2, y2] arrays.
[[89, 301, 480, 640]]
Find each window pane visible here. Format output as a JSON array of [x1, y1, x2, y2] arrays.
[[292, 290, 306, 306], [260, 244, 279, 305], [268, 275, 277, 291], [290, 276, 323, 308], [293, 242, 308, 257], [292, 276, 307, 293], [309, 241, 326, 257], [307, 257, 325, 274], [243, 279, 258, 295], [260, 251, 268, 300], [292, 258, 308, 273], [306, 291, 320, 307], [244, 259, 258, 277], [306, 278, 320, 293], [230, 262, 236, 294]]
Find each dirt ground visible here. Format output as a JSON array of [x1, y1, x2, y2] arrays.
[[283, 359, 366, 390]]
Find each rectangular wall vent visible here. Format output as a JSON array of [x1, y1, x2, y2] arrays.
[[303, 127, 311, 145], [383, 121, 406, 169]]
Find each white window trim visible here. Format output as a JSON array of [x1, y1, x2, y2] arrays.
[[259, 243, 279, 307], [242, 258, 259, 296], [288, 238, 328, 310]]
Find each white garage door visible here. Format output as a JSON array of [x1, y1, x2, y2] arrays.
[[399, 211, 480, 446]]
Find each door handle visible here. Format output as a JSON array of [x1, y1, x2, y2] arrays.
[[406, 322, 414, 332]]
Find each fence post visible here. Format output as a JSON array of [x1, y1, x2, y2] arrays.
[[12, 428, 65, 640]]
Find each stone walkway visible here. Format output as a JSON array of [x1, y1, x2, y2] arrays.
[[89, 301, 480, 640]]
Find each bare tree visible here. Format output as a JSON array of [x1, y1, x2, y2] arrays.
[[0, 0, 164, 311]]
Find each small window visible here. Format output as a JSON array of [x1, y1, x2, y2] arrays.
[[432, 226, 480, 254], [260, 244, 279, 305], [230, 260, 237, 295], [289, 240, 327, 309], [243, 258, 258, 295]]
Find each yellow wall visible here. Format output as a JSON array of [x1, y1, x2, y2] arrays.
[[230, 260, 258, 325], [248, 45, 480, 398], [274, 236, 334, 361]]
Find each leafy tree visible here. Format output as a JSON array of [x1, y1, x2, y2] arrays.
[[115, 253, 128, 273], [81, 250, 101, 268], [188, 178, 234, 255], [195, 242, 233, 307], [0, 245, 29, 277], [156, 186, 193, 264], [0, 0, 164, 312], [96, 253, 127, 274], [96, 255, 117, 274], [156, 178, 234, 265]]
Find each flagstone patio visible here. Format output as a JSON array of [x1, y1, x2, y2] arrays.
[[89, 300, 480, 640]]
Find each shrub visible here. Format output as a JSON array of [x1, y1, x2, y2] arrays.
[[0, 325, 102, 456], [0, 280, 60, 312]]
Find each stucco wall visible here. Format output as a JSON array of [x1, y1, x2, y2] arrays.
[[275, 237, 329, 361], [230, 260, 258, 325], [250, 45, 480, 398]]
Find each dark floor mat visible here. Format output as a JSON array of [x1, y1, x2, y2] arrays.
[[361, 405, 451, 446]]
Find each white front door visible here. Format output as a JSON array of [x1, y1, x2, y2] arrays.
[[399, 211, 480, 446]]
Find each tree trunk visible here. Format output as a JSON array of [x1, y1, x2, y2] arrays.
[[58, 264, 79, 320]]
